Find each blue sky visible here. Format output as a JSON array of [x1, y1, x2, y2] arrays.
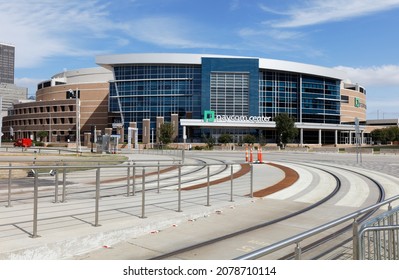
[[2, 0, 399, 119]]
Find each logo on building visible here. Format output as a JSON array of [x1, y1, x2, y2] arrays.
[[354, 97, 367, 109], [203, 110, 215, 122]]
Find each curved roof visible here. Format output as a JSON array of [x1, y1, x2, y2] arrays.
[[96, 53, 347, 80]]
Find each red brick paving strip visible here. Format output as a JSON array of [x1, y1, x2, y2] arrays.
[[252, 162, 299, 197]]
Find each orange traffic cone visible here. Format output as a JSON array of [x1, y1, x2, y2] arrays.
[[258, 146, 263, 163], [250, 147, 253, 163]]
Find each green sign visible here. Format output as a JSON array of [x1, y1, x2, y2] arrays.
[[354, 97, 360, 108], [203, 110, 215, 122]]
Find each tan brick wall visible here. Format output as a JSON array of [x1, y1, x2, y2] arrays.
[[340, 88, 366, 123]]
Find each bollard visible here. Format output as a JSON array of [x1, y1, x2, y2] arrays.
[[249, 147, 253, 163]]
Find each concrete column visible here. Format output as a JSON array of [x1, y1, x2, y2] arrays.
[[156, 117, 164, 143], [142, 119, 150, 144], [104, 128, 112, 135], [116, 126, 124, 143], [361, 131, 364, 145], [335, 130, 338, 145], [129, 122, 136, 147], [171, 113, 179, 141], [183, 125, 187, 149], [318, 129, 322, 146], [300, 128, 304, 146], [84, 132, 91, 146]]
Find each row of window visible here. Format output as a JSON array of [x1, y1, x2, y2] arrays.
[[9, 117, 75, 126], [11, 105, 75, 116]]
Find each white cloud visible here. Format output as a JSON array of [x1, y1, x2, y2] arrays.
[[14, 77, 43, 97], [122, 16, 228, 49], [0, 0, 118, 68], [262, 0, 399, 28], [335, 65, 399, 87]]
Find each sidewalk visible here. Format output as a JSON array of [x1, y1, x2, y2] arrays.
[[0, 153, 288, 260]]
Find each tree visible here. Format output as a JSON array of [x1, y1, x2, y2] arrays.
[[202, 133, 215, 150], [243, 134, 256, 145], [274, 113, 298, 148], [37, 131, 48, 142], [218, 133, 233, 145], [158, 122, 174, 146]]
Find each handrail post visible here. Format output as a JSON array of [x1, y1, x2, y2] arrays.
[[294, 243, 302, 260], [126, 161, 131, 196], [230, 164, 234, 202], [157, 161, 160, 193], [132, 162, 136, 196], [141, 167, 146, 218], [7, 163, 12, 207], [177, 164, 182, 212], [53, 163, 59, 203], [353, 219, 360, 260], [31, 169, 39, 238], [206, 165, 210, 206], [61, 162, 66, 203], [250, 163, 254, 198], [94, 166, 101, 227]]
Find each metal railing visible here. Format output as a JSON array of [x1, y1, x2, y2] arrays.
[[236, 195, 399, 260], [356, 205, 399, 260], [0, 160, 253, 238]]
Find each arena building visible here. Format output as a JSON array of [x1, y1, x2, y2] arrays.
[[96, 53, 367, 146], [3, 53, 368, 146]]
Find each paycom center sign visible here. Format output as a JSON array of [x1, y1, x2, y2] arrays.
[[203, 110, 271, 123]]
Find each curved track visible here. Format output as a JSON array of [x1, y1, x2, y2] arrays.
[[150, 160, 387, 260]]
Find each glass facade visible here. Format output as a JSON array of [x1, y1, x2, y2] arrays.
[[109, 64, 201, 140], [301, 75, 340, 124], [210, 72, 249, 116], [259, 70, 299, 121]]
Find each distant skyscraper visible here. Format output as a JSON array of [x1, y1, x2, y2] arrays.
[[0, 43, 15, 84]]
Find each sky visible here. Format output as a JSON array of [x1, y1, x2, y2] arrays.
[[1, 0, 399, 119]]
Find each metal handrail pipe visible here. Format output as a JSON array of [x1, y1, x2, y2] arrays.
[[235, 194, 399, 260], [0, 162, 244, 170]]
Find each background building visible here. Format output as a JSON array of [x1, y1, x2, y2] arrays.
[[0, 43, 14, 84], [0, 43, 27, 116], [3, 67, 112, 142]]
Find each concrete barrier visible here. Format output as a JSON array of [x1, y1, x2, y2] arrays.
[[311, 147, 339, 153], [345, 147, 374, 154], [379, 149, 399, 155]]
